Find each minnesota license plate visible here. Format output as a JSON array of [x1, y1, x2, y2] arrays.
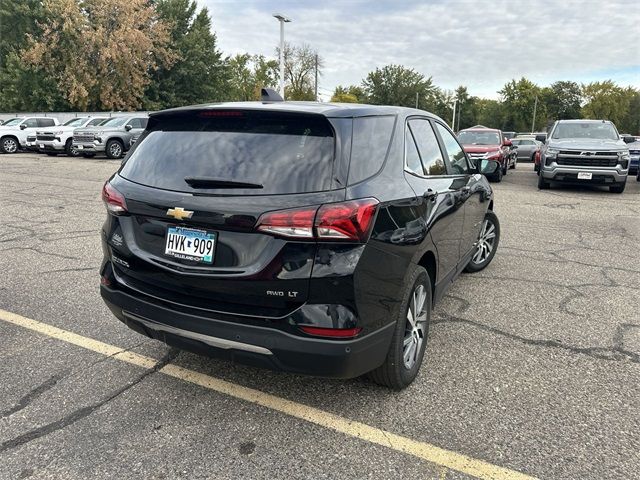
[[164, 226, 216, 264], [577, 172, 592, 180]]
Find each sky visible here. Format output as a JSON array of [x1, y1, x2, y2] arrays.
[[196, 0, 640, 101]]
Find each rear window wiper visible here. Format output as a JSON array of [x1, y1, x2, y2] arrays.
[[184, 176, 263, 189]]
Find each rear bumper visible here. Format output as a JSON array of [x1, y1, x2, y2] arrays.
[[100, 284, 394, 379], [541, 165, 627, 184]]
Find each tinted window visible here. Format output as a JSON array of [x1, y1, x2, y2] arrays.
[[88, 118, 107, 126], [457, 130, 501, 145], [348, 116, 395, 184], [64, 118, 86, 127], [101, 117, 128, 127], [408, 119, 446, 176], [120, 111, 335, 195], [436, 123, 469, 174], [127, 118, 147, 129], [405, 127, 423, 175], [37, 118, 55, 127], [23, 118, 38, 128]]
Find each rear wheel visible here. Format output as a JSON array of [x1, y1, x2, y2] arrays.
[[464, 211, 500, 273], [1, 136, 18, 154], [491, 166, 503, 183], [537, 172, 550, 189], [369, 265, 431, 390], [65, 138, 79, 157], [610, 182, 626, 193], [106, 139, 124, 159]]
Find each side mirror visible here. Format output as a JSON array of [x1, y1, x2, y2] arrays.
[[535, 134, 546, 143], [502, 139, 512, 147], [479, 159, 500, 176], [19, 124, 27, 130], [125, 124, 133, 131], [622, 136, 636, 144]]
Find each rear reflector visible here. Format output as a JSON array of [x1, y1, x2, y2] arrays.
[[102, 182, 128, 215], [255, 198, 379, 242], [300, 326, 363, 338]]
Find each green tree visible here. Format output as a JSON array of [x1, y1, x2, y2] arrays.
[[452, 86, 477, 131], [145, 0, 227, 109], [330, 84, 364, 103], [278, 43, 322, 101], [581, 80, 632, 128], [473, 98, 505, 130], [540, 81, 582, 122], [499, 78, 547, 132], [361, 64, 438, 109], [227, 53, 278, 101], [619, 88, 640, 135]]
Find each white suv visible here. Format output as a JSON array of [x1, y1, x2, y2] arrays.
[[36, 117, 108, 157], [0, 117, 59, 153]]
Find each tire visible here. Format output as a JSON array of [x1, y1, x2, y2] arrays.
[[65, 139, 79, 157], [368, 265, 431, 390], [1, 136, 19, 154], [531, 153, 536, 163], [46, 153, 58, 156], [509, 156, 517, 169], [537, 172, 550, 189], [464, 211, 500, 273], [610, 182, 626, 193], [502, 161, 508, 175], [491, 167, 503, 183], [82, 153, 96, 158], [106, 139, 124, 159], [637, 170, 640, 182]]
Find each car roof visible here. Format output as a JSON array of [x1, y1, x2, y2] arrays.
[[459, 127, 501, 133], [151, 101, 440, 120]]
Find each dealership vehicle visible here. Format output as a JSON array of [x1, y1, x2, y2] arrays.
[[99, 101, 501, 389], [73, 116, 148, 159], [457, 126, 514, 181], [537, 120, 633, 193], [0, 116, 59, 153], [25, 135, 39, 152], [36, 117, 108, 156], [626, 137, 639, 175], [510, 138, 541, 162]]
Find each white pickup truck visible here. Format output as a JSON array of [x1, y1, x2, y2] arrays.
[[0, 116, 59, 153], [36, 117, 108, 156]]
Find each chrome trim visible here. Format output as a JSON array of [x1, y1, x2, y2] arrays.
[[124, 312, 273, 356]]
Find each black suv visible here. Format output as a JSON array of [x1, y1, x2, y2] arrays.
[[100, 102, 501, 389]]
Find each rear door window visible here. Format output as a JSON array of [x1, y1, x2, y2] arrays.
[[120, 110, 336, 195], [37, 118, 55, 127], [348, 116, 395, 184]]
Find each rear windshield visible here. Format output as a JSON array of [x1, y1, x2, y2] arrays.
[[457, 130, 501, 145], [120, 110, 335, 195]]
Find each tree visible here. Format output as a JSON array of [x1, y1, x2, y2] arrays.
[[541, 81, 582, 122], [361, 64, 438, 109], [581, 80, 632, 128], [227, 53, 278, 101], [278, 43, 322, 101], [452, 86, 477, 131], [499, 78, 547, 132], [330, 85, 364, 103], [144, 0, 228, 109], [473, 99, 505, 130], [23, 0, 175, 111]]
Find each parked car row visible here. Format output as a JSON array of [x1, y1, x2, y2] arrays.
[[0, 115, 148, 159]]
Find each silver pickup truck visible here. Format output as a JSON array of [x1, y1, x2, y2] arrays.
[[73, 116, 148, 159], [537, 120, 634, 193]]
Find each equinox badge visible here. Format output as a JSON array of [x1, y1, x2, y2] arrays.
[[166, 207, 193, 220]]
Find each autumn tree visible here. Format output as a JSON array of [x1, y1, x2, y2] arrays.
[[23, 0, 175, 111], [330, 85, 364, 103], [144, 0, 227, 109], [278, 43, 322, 101], [362, 65, 439, 109], [227, 53, 279, 101]]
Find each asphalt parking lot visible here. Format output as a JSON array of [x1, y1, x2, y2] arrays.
[[1, 153, 639, 480]]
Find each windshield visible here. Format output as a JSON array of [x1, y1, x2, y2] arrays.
[[2, 118, 24, 126], [457, 130, 501, 145], [120, 111, 336, 195], [99, 117, 128, 127], [552, 122, 618, 140], [63, 118, 87, 127]]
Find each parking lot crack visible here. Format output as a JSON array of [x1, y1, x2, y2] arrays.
[[0, 348, 179, 453], [1, 373, 68, 419]]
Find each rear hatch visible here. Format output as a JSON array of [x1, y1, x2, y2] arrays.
[[110, 108, 345, 318]]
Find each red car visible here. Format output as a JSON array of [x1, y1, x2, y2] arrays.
[[457, 126, 515, 182]]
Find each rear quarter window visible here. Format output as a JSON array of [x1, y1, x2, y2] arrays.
[[347, 116, 395, 185]]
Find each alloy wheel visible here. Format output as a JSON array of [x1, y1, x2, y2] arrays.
[[3, 138, 17, 153], [109, 142, 122, 158], [472, 218, 496, 264], [403, 284, 428, 369]]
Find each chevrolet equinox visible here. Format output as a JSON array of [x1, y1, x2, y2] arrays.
[[100, 100, 501, 389]]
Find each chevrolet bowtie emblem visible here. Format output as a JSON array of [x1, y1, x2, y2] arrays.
[[166, 207, 193, 220]]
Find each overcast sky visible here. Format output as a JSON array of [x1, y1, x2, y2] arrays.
[[196, 0, 640, 100]]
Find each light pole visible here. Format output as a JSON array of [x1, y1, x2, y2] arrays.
[[451, 99, 458, 130], [273, 13, 291, 99]]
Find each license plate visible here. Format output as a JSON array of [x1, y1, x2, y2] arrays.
[[77, 145, 83, 150], [39, 144, 44, 149], [164, 226, 216, 264], [577, 172, 592, 180]]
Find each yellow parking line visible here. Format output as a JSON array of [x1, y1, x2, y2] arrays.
[[0, 308, 537, 480]]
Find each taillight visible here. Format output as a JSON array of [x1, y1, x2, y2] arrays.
[[101, 182, 128, 215], [300, 326, 363, 338], [255, 198, 379, 242]]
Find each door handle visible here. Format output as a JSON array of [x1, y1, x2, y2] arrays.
[[423, 189, 438, 201]]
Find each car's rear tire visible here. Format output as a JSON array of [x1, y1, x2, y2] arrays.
[[1, 136, 19, 154], [368, 265, 431, 390], [610, 182, 626, 193], [106, 139, 124, 159], [510, 157, 516, 169], [82, 153, 95, 158], [491, 167, 503, 183], [537, 173, 550, 189], [65, 138, 79, 157], [464, 211, 500, 273]]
